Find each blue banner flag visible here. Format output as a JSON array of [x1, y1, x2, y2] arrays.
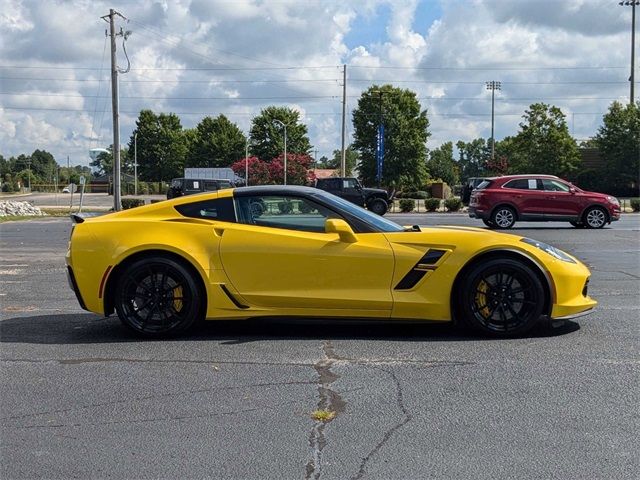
[[376, 123, 384, 184]]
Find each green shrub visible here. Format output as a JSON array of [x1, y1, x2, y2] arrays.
[[399, 199, 415, 212], [122, 198, 145, 210], [424, 198, 441, 212], [444, 197, 463, 212], [630, 198, 640, 212], [405, 190, 428, 199]]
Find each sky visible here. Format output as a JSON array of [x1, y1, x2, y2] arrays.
[[0, 0, 637, 167]]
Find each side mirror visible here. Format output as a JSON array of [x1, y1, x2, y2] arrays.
[[569, 187, 577, 194], [325, 218, 357, 243]]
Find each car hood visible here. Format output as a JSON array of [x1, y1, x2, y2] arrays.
[[362, 187, 388, 196]]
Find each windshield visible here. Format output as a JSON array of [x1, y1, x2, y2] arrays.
[[476, 180, 492, 190], [316, 192, 404, 232]]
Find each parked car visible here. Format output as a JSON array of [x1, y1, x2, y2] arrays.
[[167, 178, 234, 199], [66, 185, 596, 338], [314, 177, 392, 215], [468, 174, 621, 229]]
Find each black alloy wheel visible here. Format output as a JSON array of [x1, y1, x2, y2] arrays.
[[115, 257, 204, 336], [369, 199, 388, 216], [583, 207, 607, 229], [459, 258, 545, 337], [490, 206, 516, 229], [570, 221, 585, 228]]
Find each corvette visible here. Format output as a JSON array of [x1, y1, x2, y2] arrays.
[[66, 186, 596, 337]]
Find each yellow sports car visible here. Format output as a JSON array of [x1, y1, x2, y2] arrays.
[[66, 186, 596, 337]]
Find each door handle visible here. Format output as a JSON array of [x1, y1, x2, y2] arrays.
[[213, 226, 225, 237]]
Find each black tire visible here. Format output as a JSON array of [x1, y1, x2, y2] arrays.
[[458, 258, 545, 337], [583, 206, 607, 229], [570, 221, 585, 228], [114, 257, 204, 337], [368, 198, 388, 216], [482, 218, 496, 228], [490, 206, 516, 229]]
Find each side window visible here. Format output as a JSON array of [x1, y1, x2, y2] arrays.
[[234, 195, 343, 233], [174, 197, 236, 221], [203, 180, 219, 191], [324, 178, 341, 190], [185, 180, 201, 192], [343, 179, 357, 189], [542, 179, 570, 192], [503, 179, 529, 190]]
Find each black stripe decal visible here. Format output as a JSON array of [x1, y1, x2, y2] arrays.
[[394, 249, 446, 290]]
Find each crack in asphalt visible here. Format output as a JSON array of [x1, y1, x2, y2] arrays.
[[350, 365, 412, 480], [2, 380, 316, 422], [13, 398, 306, 430], [304, 340, 346, 480]]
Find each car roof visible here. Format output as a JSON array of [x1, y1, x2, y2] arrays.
[[496, 174, 560, 180], [233, 185, 321, 196]]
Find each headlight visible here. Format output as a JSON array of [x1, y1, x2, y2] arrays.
[[606, 195, 620, 206], [521, 238, 576, 263]]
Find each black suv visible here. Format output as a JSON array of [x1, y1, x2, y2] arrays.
[[167, 178, 234, 199], [314, 177, 391, 215]]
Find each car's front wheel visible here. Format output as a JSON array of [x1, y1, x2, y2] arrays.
[[583, 207, 607, 229], [368, 198, 388, 216], [458, 258, 545, 337], [491, 206, 516, 229], [114, 257, 204, 336]]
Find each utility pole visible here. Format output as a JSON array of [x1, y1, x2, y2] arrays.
[[101, 8, 127, 211], [620, 1, 638, 104], [26, 158, 31, 192], [371, 89, 387, 188], [245, 137, 250, 186], [134, 132, 138, 196], [341, 64, 347, 176], [486, 81, 501, 160]]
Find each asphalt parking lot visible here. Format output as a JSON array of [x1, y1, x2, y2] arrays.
[[1, 215, 639, 479]]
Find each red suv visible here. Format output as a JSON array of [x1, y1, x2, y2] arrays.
[[468, 174, 621, 229]]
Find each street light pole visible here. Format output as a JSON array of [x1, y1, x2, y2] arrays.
[[620, 1, 639, 104], [486, 81, 501, 160], [134, 132, 138, 196], [274, 120, 288, 185]]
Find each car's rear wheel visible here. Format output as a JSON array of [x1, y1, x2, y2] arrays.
[[491, 206, 516, 229], [114, 257, 204, 336], [583, 207, 607, 229], [570, 221, 585, 228], [368, 198, 388, 216], [459, 258, 545, 337], [482, 218, 495, 228]]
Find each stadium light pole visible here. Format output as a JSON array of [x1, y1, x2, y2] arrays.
[[273, 120, 288, 185], [486, 81, 501, 160], [620, 1, 638, 104]]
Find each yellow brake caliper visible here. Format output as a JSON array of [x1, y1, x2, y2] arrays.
[[172, 286, 183, 312], [475, 280, 491, 317]]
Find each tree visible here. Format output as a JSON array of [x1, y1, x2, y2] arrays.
[[427, 142, 459, 186], [90, 145, 130, 176], [318, 146, 359, 175], [352, 84, 430, 188], [268, 153, 315, 185], [128, 110, 187, 182], [456, 138, 489, 181], [249, 106, 312, 161], [231, 157, 272, 186], [186, 115, 246, 168], [593, 101, 640, 196], [508, 103, 581, 177], [29, 150, 57, 182]]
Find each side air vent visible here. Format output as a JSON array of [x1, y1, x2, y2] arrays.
[[395, 249, 446, 290]]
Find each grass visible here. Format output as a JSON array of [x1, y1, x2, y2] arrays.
[[311, 409, 336, 422]]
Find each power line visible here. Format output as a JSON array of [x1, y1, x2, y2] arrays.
[[1, 92, 627, 102]]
